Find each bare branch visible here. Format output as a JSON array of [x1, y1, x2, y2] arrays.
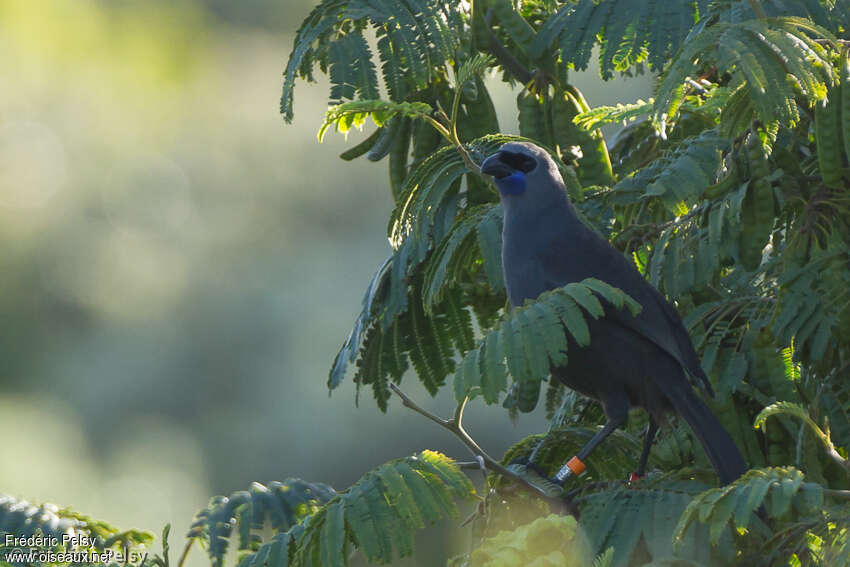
[[389, 383, 568, 501]]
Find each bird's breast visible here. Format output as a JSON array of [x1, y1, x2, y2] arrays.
[[501, 226, 550, 306]]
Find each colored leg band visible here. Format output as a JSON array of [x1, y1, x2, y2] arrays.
[[567, 456, 586, 476]]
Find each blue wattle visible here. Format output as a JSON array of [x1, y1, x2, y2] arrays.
[[496, 171, 526, 195]]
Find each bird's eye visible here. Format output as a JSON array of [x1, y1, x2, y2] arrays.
[[500, 151, 537, 173]]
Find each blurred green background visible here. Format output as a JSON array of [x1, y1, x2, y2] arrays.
[[0, 0, 651, 562]]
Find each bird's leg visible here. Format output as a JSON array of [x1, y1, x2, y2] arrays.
[[553, 413, 627, 485], [631, 418, 658, 483]]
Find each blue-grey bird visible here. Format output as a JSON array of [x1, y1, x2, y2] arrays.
[[480, 141, 747, 485]]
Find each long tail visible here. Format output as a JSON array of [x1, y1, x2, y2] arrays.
[[669, 387, 748, 484]]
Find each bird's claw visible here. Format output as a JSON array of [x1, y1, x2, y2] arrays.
[[507, 456, 547, 478], [506, 458, 563, 499]]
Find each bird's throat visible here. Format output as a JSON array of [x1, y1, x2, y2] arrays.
[[496, 172, 526, 195]]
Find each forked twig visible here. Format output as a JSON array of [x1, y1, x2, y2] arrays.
[[388, 383, 566, 501]]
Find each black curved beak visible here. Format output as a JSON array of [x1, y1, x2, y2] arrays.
[[480, 153, 513, 179]]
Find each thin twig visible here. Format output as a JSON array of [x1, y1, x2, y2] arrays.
[[422, 115, 479, 172], [388, 383, 564, 500]]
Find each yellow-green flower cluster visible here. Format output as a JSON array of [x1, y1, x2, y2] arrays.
[[468, 514, 591, 567]]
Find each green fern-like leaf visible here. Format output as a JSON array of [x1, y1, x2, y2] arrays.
[[574, 99, 655, 131], [533, 0, 709, 77], [282, 0, 459, 122], [327, 30, 379, 105], [0, 495, 153, 554], [318, 100, 433, 142], [581, 480, 713, 565], [453, 278, 641, 406], [423, 203, 505, 309], [654, 17, 835, 130], [187, 480, 336, 567], [674, 467, 823, 547], [614, 129, 728, 214], [236, 452, 474, 567]]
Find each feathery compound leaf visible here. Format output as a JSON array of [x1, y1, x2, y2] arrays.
[[0, 495, 152, 555], [488, 0, 537, 56], [454, 53, 494, 92], [581, 482, 711, 565], [390, 134, 522, 248], [319, 501, 345, 567], [755, 401, 848, 468], [327, 30, 379, 104], [234, 453, 474, 567], [675, 468, 822, 547], [654, 17, 835, 129], [574, 99, 655, 131], [581, 278, 643, 316], [329, 257, 392, 391], [318, 100, 433, 142], [532, 0, 708, 76], [423, 204, 504, 308], [281, 0, 346, 122], [613, 129, 728, 213], [187, 480, 336, 567], [453, 279, 639, 403], [282, 0, 459, 121]]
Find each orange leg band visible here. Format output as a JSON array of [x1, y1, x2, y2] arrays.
[[567, 456, 586, 476]]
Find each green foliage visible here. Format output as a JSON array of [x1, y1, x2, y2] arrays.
[[285, 5, 850, 562], [12, 2, 850, 567], [318, 100, 434, 142], [675, 467, 822, 545], [581, 479, 718, 566], [575, 99, 656, 131], [454, 278, 641, 409], [654, 17, 835, 130], [12, 1, 850, 567], [0, 454, 473, 567], [286, 0, 850, 564], [0, 495, 154, 566], [329, 134, 528, 409], [532, 0, 710, 78], [281, 0, 459, 121], [612, 128, 728, 214], [232, 451, 475, 566], [187, 480, 336, 567]]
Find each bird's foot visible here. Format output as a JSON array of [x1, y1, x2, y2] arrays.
[[506, 457, 562, 498], [507, 456, 547, 478]]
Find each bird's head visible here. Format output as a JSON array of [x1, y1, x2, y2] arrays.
[[479, 142, 561, 199]]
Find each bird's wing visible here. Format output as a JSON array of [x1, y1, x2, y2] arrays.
[[540, 227, 713, 395]]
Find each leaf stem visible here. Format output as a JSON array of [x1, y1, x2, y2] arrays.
[[450, 87, 463, 149], [421, 115, 480, 172]]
